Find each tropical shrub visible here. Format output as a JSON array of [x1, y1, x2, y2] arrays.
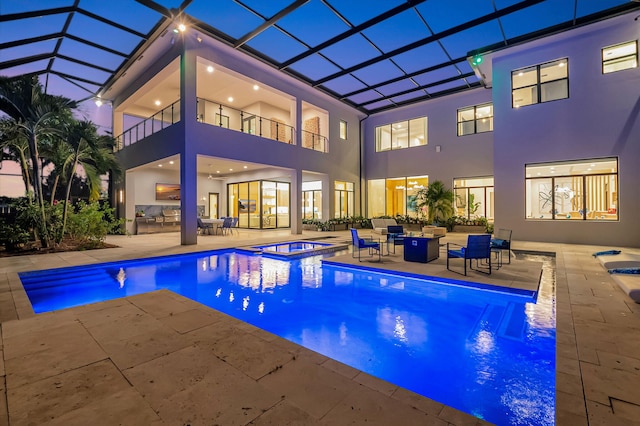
[[66, 201, 125, 245], [0, 221, 30, 251]]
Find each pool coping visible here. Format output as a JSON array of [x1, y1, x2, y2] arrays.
[[238, 240, 350, 259]]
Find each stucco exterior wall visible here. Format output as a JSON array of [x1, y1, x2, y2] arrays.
[[492, 12, 640, 247]]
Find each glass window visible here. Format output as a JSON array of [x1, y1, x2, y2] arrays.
[[367, 179, 385, 218], [229, 180, 289, 229], [457, 103, 493, 136], [385, 178, 406, 217], [302, 181, 322, 220], [603, 41, 638, 74], [339, 120, 347, 140], [525, 158, 618, 221], [334, 180, 354, 218], [409, 118, 426, 147], [276, 182, 290, 228], [512, 59, 568, 108], [376, 125, 391, 152], [375, 117, 427, 152], [453, 177, 494, 221], [367, 176, 428, 219]]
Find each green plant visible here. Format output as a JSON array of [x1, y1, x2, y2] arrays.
[[0, 221, 30, 251], [415, 180, 454, 225], [66, 201, 124, 244], [468, 193, 481, 216]]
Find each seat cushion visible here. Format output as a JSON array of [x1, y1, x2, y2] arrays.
[[490, 238, 508, 248], [448, 248, 465, 258]]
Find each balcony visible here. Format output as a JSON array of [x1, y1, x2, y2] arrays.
[[116, 100, 180, 151], [301, 130, 328, 152], [197, 98, 294, 145]]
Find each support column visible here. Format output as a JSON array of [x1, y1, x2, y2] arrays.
[[290, 168, 302, 235], [179, 37, 198, 245]]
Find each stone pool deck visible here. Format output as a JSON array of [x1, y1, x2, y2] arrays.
[[0, 229, 639, 425]]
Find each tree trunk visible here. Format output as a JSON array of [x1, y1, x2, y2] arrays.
[[60, 155, 79, 243], [27, 133, 49, 247]]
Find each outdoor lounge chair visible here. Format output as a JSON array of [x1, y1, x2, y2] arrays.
[[490, 228, 512, 264], [371, 218, 398, 235], [350, 228, 381, 262], [447, 234, 492, 275]]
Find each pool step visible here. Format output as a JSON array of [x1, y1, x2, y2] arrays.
[[21, 269, 117, 290], [469, 302, 525, 342]]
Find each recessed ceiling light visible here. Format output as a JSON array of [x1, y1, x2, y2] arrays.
[[518, 72, 523, 76], [243, 166, 247, 169], [253, 84, 259, 91], [155, 100, 161, 106], [169, 160, 174, 165], [559, 62, 565, 67], [228, 97, 234, 103], [178, 23, 186, 32], [207, 65, 214, 73], [158, 164, 163, 167], [229, 168, 233, 171], [216, 170, 220, 173]]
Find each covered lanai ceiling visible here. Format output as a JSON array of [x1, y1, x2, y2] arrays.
[[1, 0, 639, 115]]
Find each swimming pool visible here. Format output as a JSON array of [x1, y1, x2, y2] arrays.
[[19, 250, 555, 425]]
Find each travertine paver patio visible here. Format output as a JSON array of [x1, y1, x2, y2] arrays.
[[0, 229, 638, 425]]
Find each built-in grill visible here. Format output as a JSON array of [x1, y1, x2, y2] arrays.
[[162, 209, 180, 223]]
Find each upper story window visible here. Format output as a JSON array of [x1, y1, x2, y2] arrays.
[[375, 117, 427, 152], [457, 103, 493, 136], [512, 58, 568, 108], [339, 120, 347, 140], [602, 41, 638, 74]]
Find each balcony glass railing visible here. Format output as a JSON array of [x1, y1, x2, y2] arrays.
[[197, 98, 295, 145], [301, 129, 328, 153], [116, 100, 181, 150]]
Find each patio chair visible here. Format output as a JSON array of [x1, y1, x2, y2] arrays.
[[447, 234, 492, 275], [490, 228, 512, 264], [350, 228, 381, 262], [197, 218, 214, 235], [229, 217, 239, 235], [217, 217, 233, 235]]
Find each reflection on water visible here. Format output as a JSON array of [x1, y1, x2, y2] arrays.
[[21, 250, 555, 426]]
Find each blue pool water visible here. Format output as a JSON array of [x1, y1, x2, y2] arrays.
[[255, 241, 331, 252], [19, 250, 555, 425]]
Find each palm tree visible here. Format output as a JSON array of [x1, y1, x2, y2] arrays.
[[0, 76, 76, 247], [415, 180, 454, 224], [0, 119, 32, 195], [57, 120, 121, 242]]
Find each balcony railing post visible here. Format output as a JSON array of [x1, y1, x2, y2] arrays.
[[240, 111, 244, 132], [259, 117, 263, 137]]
